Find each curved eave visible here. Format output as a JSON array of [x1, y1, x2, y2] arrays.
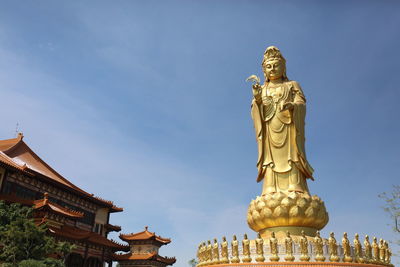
[[0, 136, 122, 210]]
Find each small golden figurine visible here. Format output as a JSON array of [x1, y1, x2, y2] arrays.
[[314, 231, 325, 262], [197, 243, 203, 266], [284, 231, 295, 262], [299, 230, 310, 262], [207, 240, 213, 265], [202, 242, 207, 265], [242, 234, 252, 263], [385, 241, 392, 265], [231, 235, 240, 263], [353, 234, 364, 263], [372, 237, 379, 263], [212, 238, 220, 264], [378, 239, 385, 263], [220, 236, 229, 264], [255, 233, 265, 262], [328, 232, 339, 262], [269, 232, 280, 262], [364, 235, 372, 263], [342, 232, 353, 262]]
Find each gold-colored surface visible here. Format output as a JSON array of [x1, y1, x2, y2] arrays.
[[353, 234, 364, 264], [284, 232, 294, 262], [242, 234, 252, 263], [299, 231, 310, 262], [364, 236, 372, 263], [314, 231, 325, 262], [213, 238, 220, 264], [231, 235, 240, 264], [248, 46, 314, 193], [328, 232, 340, 262], [221, 237, 229, 264], [268, 232, 279, 262], [246, 47, 328, 236], [372, 237, 378, 263], [255, 234, 265, 263], [342, 233, 353, 263], [247, 192, 328, 235], [196, 232, 393, 267]]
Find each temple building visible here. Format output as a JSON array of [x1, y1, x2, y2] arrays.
[[114, 227, 176, 267], [0, 133, 130, 266]]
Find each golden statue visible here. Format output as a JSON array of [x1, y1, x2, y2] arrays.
[[247, 46, 328, 237], [378, 239, 385, 263], [220, 236, 229, 264], [328, 232, 339, 262], [269, 232, 280, 262], [212, 238, 220, 264], [299, 230, 310, 262], [242, 234, 252, 262], [342, 232, 353, 262], [372, 237, 379, 263], [249, 46, 314, 194], [314, 231, 325, 262], [384, 241, 392, 265], [206, 240, 213, 265], [284, 231, 295, 261], [255, 233, 265, 262], [353, 233, 364, 263], [197, 243, 204, 266], [231, 235, 240, 263], [364, 235, 372, 263]]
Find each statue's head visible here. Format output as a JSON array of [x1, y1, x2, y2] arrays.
[[286, 231, 290, 237], [343, 232, 347, 238], [244, 233, 248, 239], [222, 236, 226, 241], [330, 232, 334, 237], [271, 231, 276, 238], [262, 46, 288, 82], [355, 233, 359, 239]]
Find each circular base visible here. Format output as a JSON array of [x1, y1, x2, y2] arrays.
[[247, 192, 329, 233], [200, 262, 390, 267], [260, 226, 317, 239]]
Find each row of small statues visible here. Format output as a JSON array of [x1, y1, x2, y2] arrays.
[[197, 231, 393, 266]]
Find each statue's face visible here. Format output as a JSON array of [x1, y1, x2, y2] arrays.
[[264, 59, 285, 80]]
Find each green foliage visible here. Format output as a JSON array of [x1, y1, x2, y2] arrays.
[[379, 185, 400, 234], [0, 201, 73, 266], [188, 258, 198, 267], [379, 185, 400, 256]]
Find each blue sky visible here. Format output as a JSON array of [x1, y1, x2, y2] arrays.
[[1, 1, 400, 266]]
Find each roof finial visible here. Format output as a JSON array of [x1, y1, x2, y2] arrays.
[[44, 192, 49, 204], [145, 226, 148, 231], [15, 123, 19, 137]]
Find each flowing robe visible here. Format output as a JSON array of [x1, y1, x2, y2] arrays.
[[251, 80, 314, 194]]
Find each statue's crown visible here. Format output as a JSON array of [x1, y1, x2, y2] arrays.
[[263, 46, 285, 62]]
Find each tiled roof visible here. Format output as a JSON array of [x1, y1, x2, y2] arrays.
[[0, 134, 122, 210], [113, 252, 176, 265], [0, 193, 83, 219], [48, 224, 129, 250], [119, 226, 171, 244], [33, 193, 84, 218]]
